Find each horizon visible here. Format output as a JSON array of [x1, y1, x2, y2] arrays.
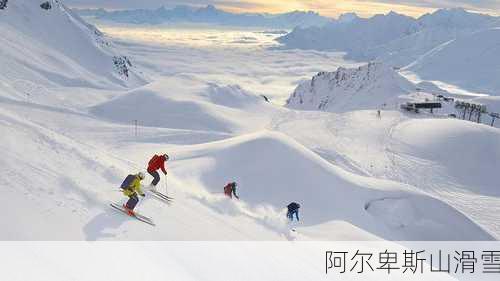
[[65, 0, 500, 18]]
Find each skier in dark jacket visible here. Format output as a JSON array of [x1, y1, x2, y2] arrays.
[[287, 202, 300, 221], [224, 182, 239, 199]]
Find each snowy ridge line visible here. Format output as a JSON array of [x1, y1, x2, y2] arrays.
[[0, 0, 146, 89], [75, 5, 331, 29]]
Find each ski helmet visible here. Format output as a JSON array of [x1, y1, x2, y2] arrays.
[[164, 154, 170, 161], [138, 172, 145, 179]]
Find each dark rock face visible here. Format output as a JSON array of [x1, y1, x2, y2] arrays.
[[40, 1, 52, 10], [113, 56, 132, 78], [0, 0, 8, 10]]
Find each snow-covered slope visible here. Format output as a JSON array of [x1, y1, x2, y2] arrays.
[[392, 119, 500, 193], [419, 8, 497, 29], [76, 5, 331, 29], [2, 88, 491, 241], [0, 0, 145, 90], [272, 109, 500, 239], [90, 77, 279, 134], [1, 0, 499, 244], [172, 131, 491, 240], [278, 8, 499, 69], [366, 8, 500, 73], [405, 28, 500, 95], [286, 62, 416, 112]]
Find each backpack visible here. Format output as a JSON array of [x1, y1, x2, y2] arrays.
[[120, 174, 135, 190], [224, 184, 232, 195], [148, 154, 160, 167]]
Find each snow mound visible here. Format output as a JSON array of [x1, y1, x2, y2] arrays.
[[90, 88, 235, 133], [205, 84, 264, 109], [0, 0, 145, 90], [173, 131, 492, 240], [406, 28, 500, 95], [286, 62, 416, 112], [90, 77, 278, 133], [392, 118, 500, 193]]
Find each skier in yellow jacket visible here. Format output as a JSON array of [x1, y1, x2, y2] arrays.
[[120, 172, 146, 215]]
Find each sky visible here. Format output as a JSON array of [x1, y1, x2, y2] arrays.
[[64, 0, 500, 18]]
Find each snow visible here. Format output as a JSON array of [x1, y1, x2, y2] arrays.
[[286, 62, 416, 112], [278, 8, 500, 95], [278, 11, 419, 54], [392, 119, 500, 192], [1, 0, 499, 247], [405, 28, 500, 95], [90, 77, 279, 134], [0, 0, 146, 90], [278, 8, 498, 60]]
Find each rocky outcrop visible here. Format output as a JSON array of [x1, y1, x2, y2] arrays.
[[286, 62, 416, 112], [0, 0, 8, 10]]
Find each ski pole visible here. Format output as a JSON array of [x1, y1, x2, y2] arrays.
[[164, 175, 168, 195]]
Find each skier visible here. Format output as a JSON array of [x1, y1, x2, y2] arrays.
[[287, 202, 300, 221], [147, 153, 169, 191], [224, 182, 239, 199], [120, 172, 146, 215]]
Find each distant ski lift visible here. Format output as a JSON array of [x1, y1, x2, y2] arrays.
[[455, 101, 487, 123], [436, 95, 454, 102], [401, 102, 442, 113]]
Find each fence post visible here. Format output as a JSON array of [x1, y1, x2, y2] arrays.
[[134, 120, 138, 138]]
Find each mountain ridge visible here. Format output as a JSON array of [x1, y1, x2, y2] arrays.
[[74, 4, 332, 28]]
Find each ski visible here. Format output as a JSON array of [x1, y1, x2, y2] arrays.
[[109, 203, 155, 226], [149, 192, 173, 204], [150, 190, 174, 201]]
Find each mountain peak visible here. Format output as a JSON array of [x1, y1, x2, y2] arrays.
[[338, 12, 359, 23], [204, 4, 218, 11], [286, 62, 415, 112], [418, 7, 496, 28]]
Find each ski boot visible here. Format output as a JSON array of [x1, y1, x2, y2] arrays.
[[122, 204, 135, 216]]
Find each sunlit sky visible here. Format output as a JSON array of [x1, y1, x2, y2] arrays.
[[65, 0, 500, 18]]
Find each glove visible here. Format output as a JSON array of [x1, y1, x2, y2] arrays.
[[140, 193, 146, 197], [164, 172, 168, 176]]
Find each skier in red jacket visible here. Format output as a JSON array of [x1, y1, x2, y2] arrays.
[[147, 153, 169, 191], [224, 182, 239, 199]]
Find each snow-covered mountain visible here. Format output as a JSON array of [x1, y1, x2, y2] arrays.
[[0, 0, 145, 91], [279, 8, 498, 55], [419, 7, 497, 29], [405, 28, 500, 95], [75, 5, 332, 29], [279, 8, 500, 95], [361, 8, 500, 67], [286, 62, 416, 112], [278, 11, 419, 53]]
